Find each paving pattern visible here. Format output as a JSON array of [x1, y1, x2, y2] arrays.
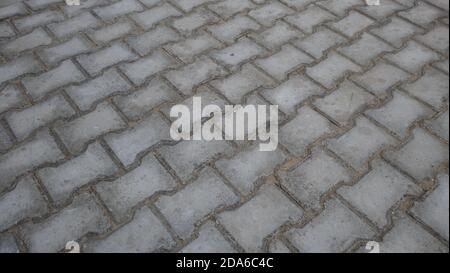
[[0, 0, 449, 253]]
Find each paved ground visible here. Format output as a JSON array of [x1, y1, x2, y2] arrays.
[[0, 0, 449, 253]]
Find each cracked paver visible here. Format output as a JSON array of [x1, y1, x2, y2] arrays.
[[0, 0, 448, 253]]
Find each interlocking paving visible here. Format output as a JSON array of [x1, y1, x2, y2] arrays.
[[0, 0, 448, 253]]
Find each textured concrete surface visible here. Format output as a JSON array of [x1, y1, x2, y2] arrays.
[[0, 0, 449, 253]]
